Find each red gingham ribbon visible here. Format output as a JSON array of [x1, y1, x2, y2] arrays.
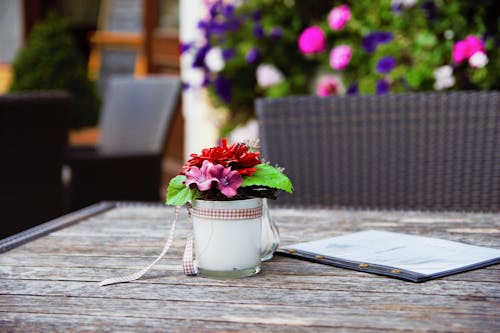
[[189, 205, 263, 220], [183, 212, 197, 276]]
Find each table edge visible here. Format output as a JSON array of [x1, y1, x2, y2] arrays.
[[0, 202, 117, 253]]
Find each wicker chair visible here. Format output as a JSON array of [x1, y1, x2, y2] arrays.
[[256, 91, 500, 212], [66, 75, 181, 210], [0, 92, 70, 239]]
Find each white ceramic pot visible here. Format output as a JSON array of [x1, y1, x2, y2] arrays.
[[191, 198, 262, 278]]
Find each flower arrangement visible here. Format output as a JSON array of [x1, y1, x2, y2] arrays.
[[183, 0, 500, 133], [166, 139, 292, 205]]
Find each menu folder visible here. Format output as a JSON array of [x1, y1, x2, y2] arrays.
[[277, 230, 500, 282]]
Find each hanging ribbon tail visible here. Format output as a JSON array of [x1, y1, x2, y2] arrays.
[[183, 208, 198, 276], [98, 206, 181, 286]]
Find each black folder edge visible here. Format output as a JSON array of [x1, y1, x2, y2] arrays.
[[276, 248, 500, 283]]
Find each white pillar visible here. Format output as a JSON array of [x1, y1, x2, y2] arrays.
[[0, 0, 23, 63], [179, 0, 220, 158]]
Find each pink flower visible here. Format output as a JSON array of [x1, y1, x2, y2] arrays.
[[328, 5, 351, 31], [185, 160, 215, 191], [298, 26, 326, 54], [452, 35, 485, 64], [316, 76, 341, 97], [329, 45, 352, 70], [209, 164, 242, 198]]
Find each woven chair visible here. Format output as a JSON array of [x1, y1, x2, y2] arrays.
[[66, 75, 181, 210], [0, 92, 70, 239], [256, 91, 500, 212]]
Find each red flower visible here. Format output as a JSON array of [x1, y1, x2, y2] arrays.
[[182, 138, 261, 176]]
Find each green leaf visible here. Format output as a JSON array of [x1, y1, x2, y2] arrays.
[[241, 164, 293, 193], [166, 175, 196, 206]]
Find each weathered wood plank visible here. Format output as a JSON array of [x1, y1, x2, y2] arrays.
[[1, 265, 499, 298], [1, 279, 498, 317], [0, 253, 498, 280], [0, 312, 345, 333], [1, 295, 498, 332], [1, 204, 499, 332]]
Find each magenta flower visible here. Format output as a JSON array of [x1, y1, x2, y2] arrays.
[[328, 5, 351, 31], [316, 76, 341, 97], [209, 164, 242, 198], [329, 45, 352, 70], [298, 26, 326, 54], [185, 160, 215, 191], [452, 35, 485, 64]]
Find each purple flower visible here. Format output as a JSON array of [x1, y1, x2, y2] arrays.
[[180, 42, 192, 55], [376, 79, 390, 95], [252, 10, 262, 21], [192, 45, 210, 68], [270, 27, 283, 39], [246, 48, 260, 63], [362, 31, 394, 53], [253, 25, 264, 39], [422, 1, 437, 20], [222, 48, 235, 61], [197, 20, 210, 32], [221, 4, 235, 17], [376, 56, 397, 74], [201, 74, 210, 88], [209, 164, 242, 198], [214, 76, 232, 103], [346, 83, 359, 95], [223, 19, 241, 32], [208, 3, 219, 18], [185, 160, 215, 191], [211, 22, 230, 35]]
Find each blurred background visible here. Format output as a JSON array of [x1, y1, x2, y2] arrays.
[[0, 0, 498, 238], [0, 0, 183, 177]]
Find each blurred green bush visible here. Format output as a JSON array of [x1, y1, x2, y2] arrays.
[[186, 0, 500, 133], [10, 13, 101, 129]]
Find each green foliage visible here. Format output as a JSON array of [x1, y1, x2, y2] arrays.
[[166, 175, 199, 206], [9, 13, 101, 128], [325, 0, 500, 94], [241, 163, 293, 193], [188, 0, 500, 132]]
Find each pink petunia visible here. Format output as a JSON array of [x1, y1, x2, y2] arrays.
[[328, 5, 351, 31], [329, 45, 352, 70], [209, 164, 242, 198], [185, 160, 215, 191], [298, 26, 326, 54], [316, 76, 341, 97], [452, 35, 485, 64]]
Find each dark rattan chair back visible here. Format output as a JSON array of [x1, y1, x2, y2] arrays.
[[256, 91, 500, 212], [0, 92, 70, 238]]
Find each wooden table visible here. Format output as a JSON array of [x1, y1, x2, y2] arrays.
[[1, 202, 499, 332]]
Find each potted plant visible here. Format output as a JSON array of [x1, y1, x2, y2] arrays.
[[166, 139, 292, 278]]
